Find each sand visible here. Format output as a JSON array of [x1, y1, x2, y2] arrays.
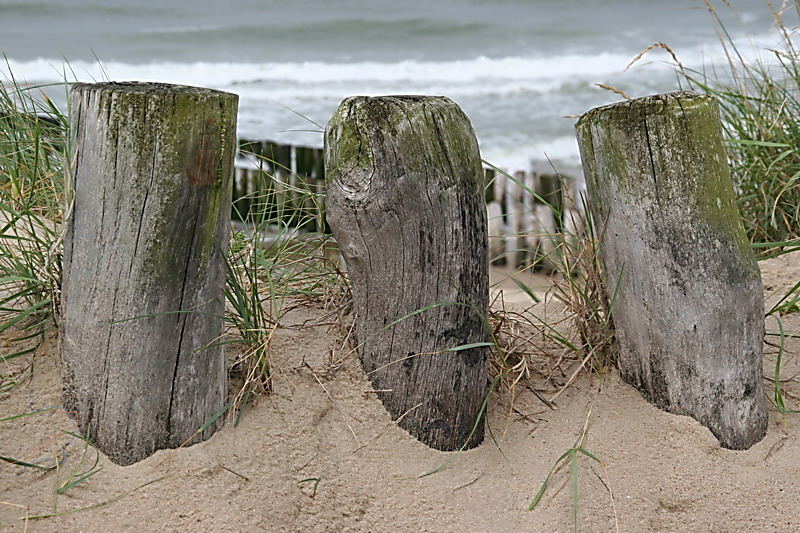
[[2, 256, 799, 532]]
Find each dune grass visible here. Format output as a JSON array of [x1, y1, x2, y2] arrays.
[[226, 159, 343, 419], [484, 167, 617, 387], [0, 77, 66, 388], [673, 1, 800, 248], [675, 1, 800, 315], [481, 169, 620, 525]]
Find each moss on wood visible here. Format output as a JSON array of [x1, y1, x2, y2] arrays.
[[576, 91, 767, 450]]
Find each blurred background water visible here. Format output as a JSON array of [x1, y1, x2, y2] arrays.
[[0, 0, 787, 167]]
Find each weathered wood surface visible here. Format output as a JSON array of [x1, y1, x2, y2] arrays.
[[325, 96, 489, 450], [62, 82, 237, 465], [576, 91, 767, 450]]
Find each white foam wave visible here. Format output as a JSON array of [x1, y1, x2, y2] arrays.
[[1, 28, 790, 169], [141, 25, 223, 35], [0, 54, 628, 87], [482, 136, 581, 168], [0, 26, 788, 101], [0, 28, 775, 87], [230, 79, 569, 101], [0, 29, 785, 90]]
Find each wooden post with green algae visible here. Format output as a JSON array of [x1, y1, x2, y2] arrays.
[[62, 82, 238, 465], [325, 96, 489, 451], [576, 91, 767, 450]]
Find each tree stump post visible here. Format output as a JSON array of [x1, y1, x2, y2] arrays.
[[325, 96, 489, 451], [62, 82, 238, 465], [575, 91, 768, 449]]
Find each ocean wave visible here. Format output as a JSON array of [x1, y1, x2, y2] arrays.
[[136, 18, 495, 40], [1, 30, 785, 90], [230, 80, 572, 101], [0, 1, 161, 16], [0, 54, 632, 86], [141, 25, 224, 35]]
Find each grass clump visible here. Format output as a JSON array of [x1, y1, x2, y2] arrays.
[[226, 152, 344, 418], [483, 166, 617, 398], [0, 76, 66, 386], [678, 1, 800, 247]]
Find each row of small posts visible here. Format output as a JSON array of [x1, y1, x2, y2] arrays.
[[234, 139, 583, 270], [484, 167, 583, 270], [61, 83, 766, 467], [233, 140, 326, 233]]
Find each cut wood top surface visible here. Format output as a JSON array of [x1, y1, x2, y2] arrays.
[[575, 90, 713, 126], [71, 81, 236, 97]]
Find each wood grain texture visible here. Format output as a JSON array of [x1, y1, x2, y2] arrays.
[[576, 91, 767, 450], [325, 96, 488, 450], [62, 82, 237, 465]]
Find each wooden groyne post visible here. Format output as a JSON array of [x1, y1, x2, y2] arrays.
[[325, 96, 489, 451], [61, 82, 238, 465], [576, 91, 767, 450]]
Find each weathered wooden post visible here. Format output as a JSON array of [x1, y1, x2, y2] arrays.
[[490, 168, 507, 265], [325, 96, 489, 451], [522, 171, 538, 265], [296, 145, 319, 231], [505, 170, 523, 269], [575, 91, 767, 449], [62, 82, 237, 465]]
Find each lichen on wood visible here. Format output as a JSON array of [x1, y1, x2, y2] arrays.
[[61, 82, 238, 465], [576, 91, 767, 450]]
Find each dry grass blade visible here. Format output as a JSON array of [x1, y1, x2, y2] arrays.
[[625, 41, 684, 71], [1, 501, 29, 533], [303, 361, 360, 447], [595, 84, 632, 101]]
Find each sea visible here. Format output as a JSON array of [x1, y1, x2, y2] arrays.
[[0, 0, 791, 169]]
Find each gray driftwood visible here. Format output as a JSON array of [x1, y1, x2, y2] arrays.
[[62, 82, 238, 465], [325, 96, 489, 451], [576, 91, 767, 450]]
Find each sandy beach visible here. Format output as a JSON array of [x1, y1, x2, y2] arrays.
[[2, 255, 799, 532]]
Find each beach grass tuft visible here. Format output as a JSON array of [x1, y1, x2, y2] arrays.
[[676, 1, 800, 249], [226, 152, 345, 419], [0, 75, 67, 390]]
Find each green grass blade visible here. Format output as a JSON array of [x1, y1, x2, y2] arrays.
[[0, 455, 56, 470], [419, 375, 501, 478], [571, 450, 579, 532], [444, 342, 494, 352], [509, 276, 541, 303], [0, 406, 56, 422], [527, 448, 575, 511]]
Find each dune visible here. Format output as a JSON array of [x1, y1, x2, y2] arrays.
[[1, 255, 799, 531]]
